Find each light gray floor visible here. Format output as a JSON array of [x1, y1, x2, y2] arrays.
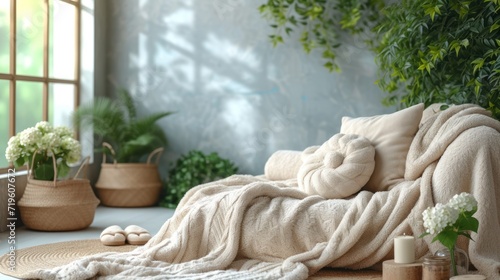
[[0, 206, 175, 279]]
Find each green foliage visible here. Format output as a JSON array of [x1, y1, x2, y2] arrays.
[[375, 0, 500, 119], [73, 89, 173, 163], [160, 150, 238, 209], [259, 0, 500, 119], [258, 0, 384, 72]]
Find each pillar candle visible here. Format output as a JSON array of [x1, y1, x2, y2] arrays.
[[394, 235, 415, 264]]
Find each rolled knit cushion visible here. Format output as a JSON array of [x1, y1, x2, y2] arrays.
[[297, 133, 375, 199]]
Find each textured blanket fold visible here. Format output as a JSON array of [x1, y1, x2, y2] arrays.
[[32, 104, 500, 280], [406, 104, 500, 279]]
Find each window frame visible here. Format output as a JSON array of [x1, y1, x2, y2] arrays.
[[0, 0, 85, 172]]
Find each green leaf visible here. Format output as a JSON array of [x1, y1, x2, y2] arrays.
[[490, 21, 500, 32], [458, 231, 474, 241], [418, 59, 434, 73], [424, 4, 442, 21], [324, 61, 333, 71], [322, 49, 335, 59], [456, 214, 479, 232], [14, 157, 25, 168], [460, 39, 470, 48], [271, 35, 284, 47], [472, 58, 485, 74], [118, 134, 158, 162], [434, 228, 459, 249], [258, 4, 267, 14], [450, 40, 461, 56], [57, 161, 70, 179], [474, 79, 483, 95], [34, 163, 55, 181], [117, 89, 137, 120]]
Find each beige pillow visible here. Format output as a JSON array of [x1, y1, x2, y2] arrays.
[[340, 103, 424, 192]]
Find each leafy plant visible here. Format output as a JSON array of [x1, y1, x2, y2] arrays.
[[375, 0, 500, 119], [259, 0, 500, 119], [258, 0, 384, 72], [160, 150, 238, 208], [73, 89, 173, 163]]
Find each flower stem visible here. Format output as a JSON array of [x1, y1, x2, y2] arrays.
[[449, 246, 458, 276]]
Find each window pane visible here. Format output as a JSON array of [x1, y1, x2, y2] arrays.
[[0, 80, 9, 166], [49, 1, 76, 80], [49, 83, 75, 128], [0, 1, 10, 74], [15, 81, 43, 133], [16, 0, 45, 77]]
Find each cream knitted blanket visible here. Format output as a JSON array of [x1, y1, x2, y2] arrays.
[[34, 104, 500, 280]]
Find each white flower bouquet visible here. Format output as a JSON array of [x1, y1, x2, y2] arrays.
[[5, 121, 81, 180], [420, 192, 479, 276]]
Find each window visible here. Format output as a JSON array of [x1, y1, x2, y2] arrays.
[[0, 0, 94, 170]]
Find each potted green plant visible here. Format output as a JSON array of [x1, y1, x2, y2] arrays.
[[5, 122, 99, 231], [160, 150, 238, 209], [73, 89, 173, 207]]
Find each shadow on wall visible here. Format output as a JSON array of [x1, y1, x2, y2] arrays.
[[105, 0, 392, 176]]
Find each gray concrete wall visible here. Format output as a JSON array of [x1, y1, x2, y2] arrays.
[[105, 0, 393, 176]]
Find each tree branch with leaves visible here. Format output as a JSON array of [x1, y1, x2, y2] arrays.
[[258, 0, 384, 72]]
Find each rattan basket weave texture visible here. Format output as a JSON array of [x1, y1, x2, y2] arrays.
[[18, 155, 100, 231], [95, 143, 163, 207]]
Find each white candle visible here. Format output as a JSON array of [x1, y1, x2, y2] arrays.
[[394, 235, 415, 264]]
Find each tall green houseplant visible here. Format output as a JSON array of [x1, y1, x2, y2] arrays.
[[73, 89, 173, 162]]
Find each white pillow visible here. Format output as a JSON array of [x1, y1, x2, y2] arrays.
[[340, 103, 424, 192]]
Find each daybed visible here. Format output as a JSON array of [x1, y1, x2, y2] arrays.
[[15, 104, 500, 279]]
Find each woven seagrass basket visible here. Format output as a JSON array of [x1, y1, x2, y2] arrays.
[[95, 143, 163, 207], [18, 155, 100, 231]]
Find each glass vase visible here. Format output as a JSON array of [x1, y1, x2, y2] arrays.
[[434, 247, 469, 276]]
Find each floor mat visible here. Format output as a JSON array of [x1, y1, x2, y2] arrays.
[[0, 239, 382, 279]]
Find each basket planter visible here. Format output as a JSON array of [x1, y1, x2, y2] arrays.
[[95, 143, 163, 207], [18, 157, 100, 231]]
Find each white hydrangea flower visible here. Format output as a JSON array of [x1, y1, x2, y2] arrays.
[[19, 127, 42, 148], [54, 126, 73, 138], [35, 121, 52, 134], [5, 122, 81, 176], [5, 135, 21, 162], [61, 137, 81, 164], [38, 132, 61, 153], [422, 203, 459, 235], [448, 192, 477, 212]]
